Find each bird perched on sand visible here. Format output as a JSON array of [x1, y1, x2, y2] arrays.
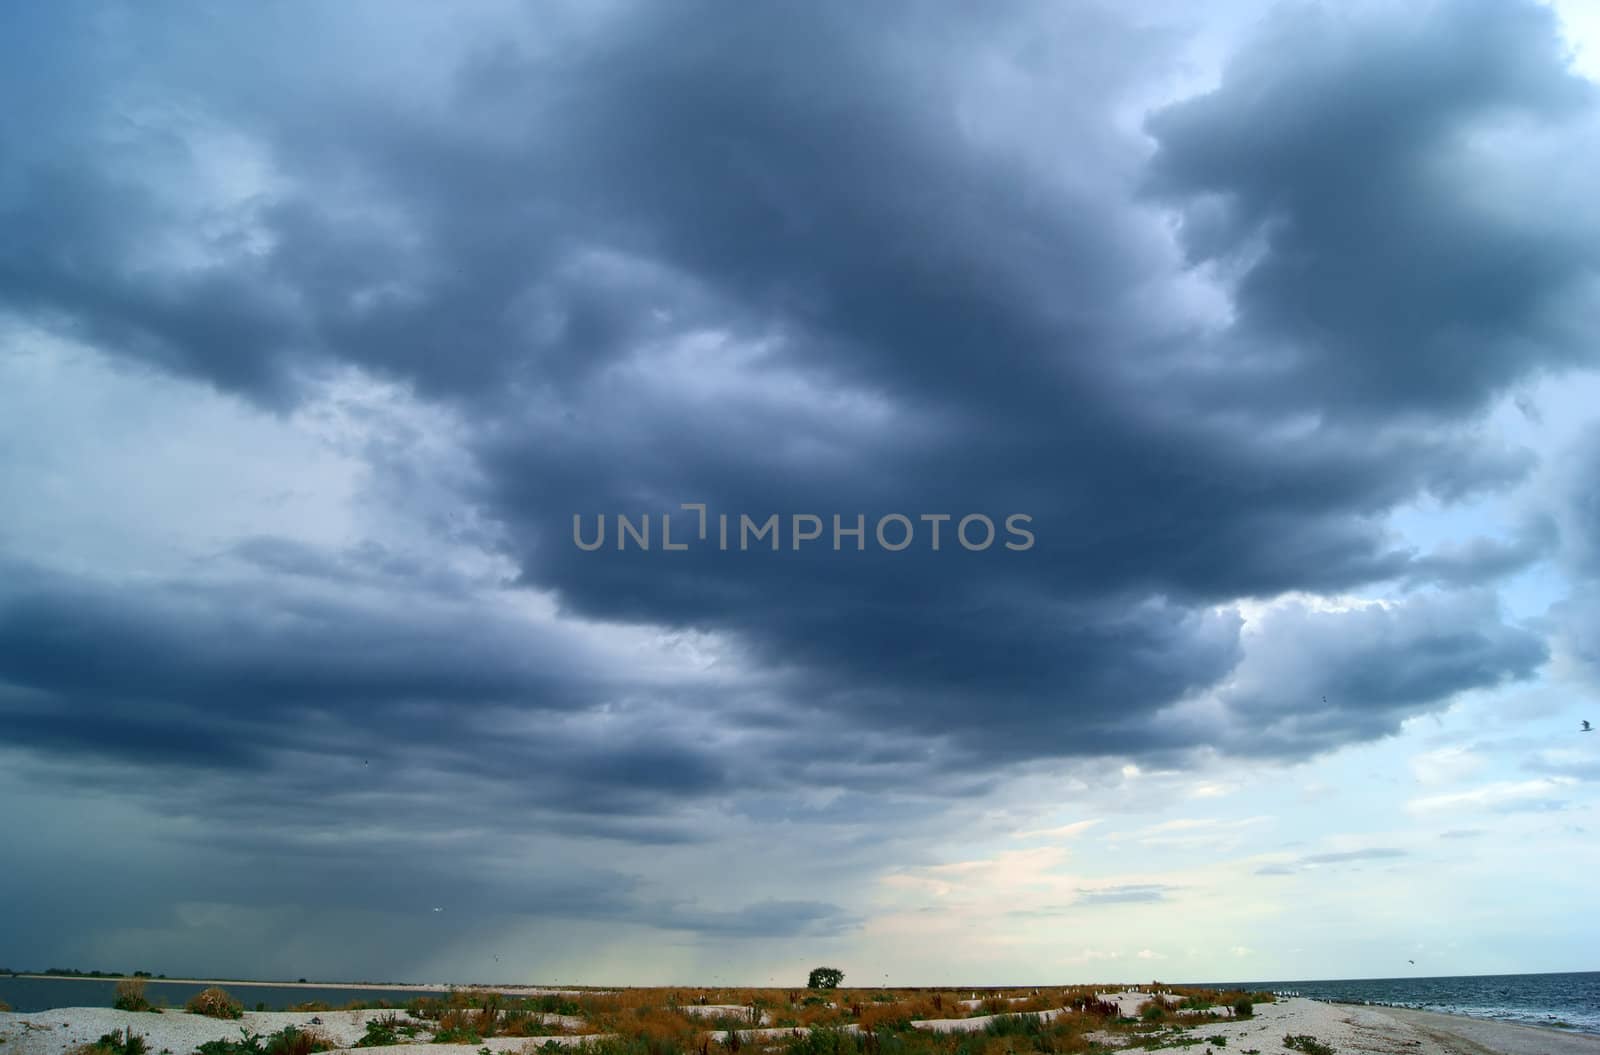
[[1583, 720, 1593, 732]]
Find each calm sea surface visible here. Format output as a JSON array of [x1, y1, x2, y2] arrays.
[[0, 977, 447, 1014], [1215, 971, 1600, 1035]]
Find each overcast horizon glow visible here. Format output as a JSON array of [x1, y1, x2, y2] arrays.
[[2, 0, 1598, 986]]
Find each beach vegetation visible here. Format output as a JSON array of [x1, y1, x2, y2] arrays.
[[113, 979, 157, 1013], [72, 1029, 149, 1055], [187, 988, 245, 1020], [356, 1013, 423, 1046], [1231, 1001, 1252, 1019], [1281, 1036, 1333, 1055], [808, 969, 845, 991], [196, 1026, 333, 1055], [431, 1027, 483, 1044]]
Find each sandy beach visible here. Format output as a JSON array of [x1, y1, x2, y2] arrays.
[[1369, 1006, 1600, 1055], [0, 1008, 598, 1055], [1111, 995, 1600, 1055], [5, 993, 1598, 1055]]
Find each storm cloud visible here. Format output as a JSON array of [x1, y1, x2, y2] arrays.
[[1, 0, 1596, 977]]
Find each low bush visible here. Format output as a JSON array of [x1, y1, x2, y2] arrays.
[[72, 1029, 148, 1055], [778, 1027, 862, 1055], [1282, 1036, 1333, 1055], [187, 988, 244, 1020], [431, 1027, 482, 1045], [984, 1013, 1047, 1038], [355, 1014, 422, 1047], [114, 979, 156, 1013], [1231, 1001, 1253, 1019], [498, 1010, 561, 1038], [196, 1027, 333, 1055]]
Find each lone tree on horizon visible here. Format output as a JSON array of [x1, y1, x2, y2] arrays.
[[807, 966, 844, 990]]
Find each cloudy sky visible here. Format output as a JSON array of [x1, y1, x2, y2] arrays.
[[3, 0, 1600, 986]]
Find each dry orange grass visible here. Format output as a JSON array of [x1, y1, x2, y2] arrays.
[[185, 988, 243, 1020]]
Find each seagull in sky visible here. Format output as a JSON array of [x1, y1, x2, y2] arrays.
[[1582, 720, 1593, 732]]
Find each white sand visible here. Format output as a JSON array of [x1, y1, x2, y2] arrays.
[[0, 1008, 401, 1055], [1102, 996, 1600, 1055], [0, 1008, 599, 1055], [678, 1006, 772, 1025], [1371, 1005, 1600, 1055]]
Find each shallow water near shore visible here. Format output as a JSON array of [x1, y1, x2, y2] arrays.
[[1215, 970, 1600, 1035]]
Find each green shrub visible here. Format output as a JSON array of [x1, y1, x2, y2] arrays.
[[807, 968, 844, 991], [1206, 1037, 1226, 1047], [1232, 1000, 1253, 1019], [187, 988, 244, 1020], [1282, 1036, 1333, 1055], [114, 979, 156, 1013], [196, 1029, 262, 1055], [356, 1013, 423, 1046], [72, 1029, 148, 1055], [196, 1026, 332, 1055], [265, 1027, 333, 1055], [432, 1027, 482, 1044]]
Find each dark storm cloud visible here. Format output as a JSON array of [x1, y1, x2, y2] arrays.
[[1211, 592, 1545, 758], [464, 0, 1573, 768], [1143, 0, 1599, 418], [0, 555, 746, 830], [658, 900, 859, 939], [1548, 426, 1600, 693], [1, 0, 1575, 770], [0, 0, 1592, 960], [1402, 520, 1557, 589]]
